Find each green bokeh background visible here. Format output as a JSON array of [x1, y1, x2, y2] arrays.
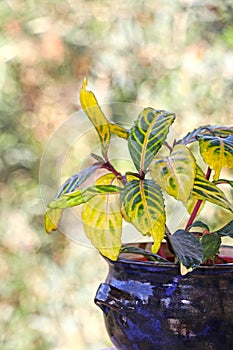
[[0, 1, 233, 349]]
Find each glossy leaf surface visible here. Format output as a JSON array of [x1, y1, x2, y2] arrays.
[[192, 166, 233, 212], [122, 179, 165, 253], [150, 144, 196, 202], [198, 134, 233, 180], [128, 108, 175, 173], [80, 78, 110, 156], [81, 174, 123, 260], [168, 230, 203, 269]]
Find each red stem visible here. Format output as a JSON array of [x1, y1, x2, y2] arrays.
[[185, 167, 212, 230]]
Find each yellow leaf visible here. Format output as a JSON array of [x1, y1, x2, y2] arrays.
[[80, 78, 110, 156], [198, 135, 233, 181], [109, 122, 129, 139], [150, 144, 196, 202], [81, 174, 122, 260], [44, 208, 62, 233]]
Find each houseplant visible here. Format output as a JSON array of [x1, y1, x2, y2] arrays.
[[44, 78, 233, 349]]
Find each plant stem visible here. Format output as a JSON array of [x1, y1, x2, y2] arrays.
[[102, 161, 123, 180], [185, 199, 203, 229], [185, 167, 212, 230]]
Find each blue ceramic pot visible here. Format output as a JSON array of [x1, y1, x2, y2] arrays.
[[95, 244, 233, 350]]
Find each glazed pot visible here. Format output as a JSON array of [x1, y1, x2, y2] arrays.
[[95, 244, 233, 350]]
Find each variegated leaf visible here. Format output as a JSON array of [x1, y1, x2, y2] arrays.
[[150, 144, 196, 202], [80, 78, 110, 156], [55, 163, 103, 198], [49, 184, 122, 209], [44, 208, 63, 234], [179, 125, 233, 145], [81, 174, 123, 260], [191, 166, 233, 212], [109, 122, 129, 139], [128, 108, 175, 173], [121, 179, 166, 253], [197, 134, 233, 180]]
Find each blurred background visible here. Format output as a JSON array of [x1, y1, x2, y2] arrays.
[[0, 0, 233, 349]]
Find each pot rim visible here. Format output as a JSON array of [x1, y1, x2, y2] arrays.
[[104, 244, 233, 271]]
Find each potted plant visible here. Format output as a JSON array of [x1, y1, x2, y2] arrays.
[[44, 78, 233, 350]]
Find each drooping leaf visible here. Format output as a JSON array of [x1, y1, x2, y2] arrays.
[[81, 174, 123, 260], [167, 230, 203, 269], [128, 108, 175, 173], [197, 134, 233, 180], [109, 122, 129, 139], [49, 185, 122, 209], [55, 163, 103, 198], [44, 208, 63, 234], [201, 234, 221, 261], [187, 220, 210, 232], [215, 219, 233, 238], [80, 78, 111, 156], [191, 166, 233, 212], [179, 125, 233, 145], [150, 144, 196, 202], [121, 179, 166, 253]]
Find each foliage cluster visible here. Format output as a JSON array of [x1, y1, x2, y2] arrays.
[[45, 79, 233, 274]]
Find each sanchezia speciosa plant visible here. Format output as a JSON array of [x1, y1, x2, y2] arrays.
[[44, 78, 233, 273]]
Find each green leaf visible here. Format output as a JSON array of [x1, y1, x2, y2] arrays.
[[49, 185, 122, 209], [56, 164, 103, 198], [150, 144, 196, 202], [44, 208, 63, 234], [191, 166, 233, 212], [109, 122, 129, 139], [121, 179, 166, 253], [81, 175, 123, 261], [168, 230, 203, 269], [201, 234, 221, 261], [80, 78, 111, 157], [197, 134, 233, 180], [187, 220, 210, 232], [128, 108, 175, 173], [215, 219, 233, 238]]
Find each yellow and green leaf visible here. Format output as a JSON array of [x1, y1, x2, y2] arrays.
[[55, 164, 103, 198], [128, 108, 175, 173], [198, 135, 233, 180], [80, 78, 110, 156], [109, 122, 129, 139], [121, 179, 166, 253], [81, 174, 123, 261], [150, 144, 196, 202], [44, 208, 63, 234], [191, 166, 233, 212], [49, 184, 122, 209]]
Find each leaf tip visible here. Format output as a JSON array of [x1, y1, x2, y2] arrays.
[[82, 77, 88, 89]]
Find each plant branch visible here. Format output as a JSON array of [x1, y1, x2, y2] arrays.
[[101, 161, 123, 181]]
